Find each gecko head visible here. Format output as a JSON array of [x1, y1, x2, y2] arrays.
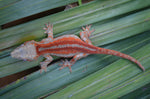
[[11, 41, 38, 61]]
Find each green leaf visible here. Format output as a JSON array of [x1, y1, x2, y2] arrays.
[[0, 0, 150, 98], [120, 83, 150, 99], [1, 31, 150, 99], [78, 0, 82, 6], [0, 0, 78, 25]]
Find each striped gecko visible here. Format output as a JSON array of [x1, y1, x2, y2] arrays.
[[11, 22, 145, 73]]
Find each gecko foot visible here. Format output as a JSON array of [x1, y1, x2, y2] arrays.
[[40, 62, 48, 73], [43, 22, 53, 34], [59, 59, 72, 73], [81, 25, 95, 37]]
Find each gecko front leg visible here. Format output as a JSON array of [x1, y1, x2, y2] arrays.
[[39, 22, 54, 44], [25, 22, 54, 45], [43, 22, 53, 39], [40, 54, 53, 73]]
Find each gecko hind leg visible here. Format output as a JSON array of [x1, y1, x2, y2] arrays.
[[59, 53, 88, 72], [80, 25, 95, 45], [59, 59, 73, 72]]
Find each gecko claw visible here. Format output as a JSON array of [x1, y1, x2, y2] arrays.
[[82, 27, 86, 31], [40, 61, 48, 73], [43, 22, 53, 34], [40, 66, 47, 73], [90, 29, 95, 33], [87, 24, 91, 29], [81, 25, 94, 37], [59, 59, 72, 73]]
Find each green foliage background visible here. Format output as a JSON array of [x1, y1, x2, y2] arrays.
[[0, 0, 150, 98]]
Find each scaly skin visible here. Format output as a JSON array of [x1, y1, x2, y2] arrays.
[[11, 22, 145, 73]]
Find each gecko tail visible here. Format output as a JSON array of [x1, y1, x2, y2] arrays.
[[98, 48, 145, 71]]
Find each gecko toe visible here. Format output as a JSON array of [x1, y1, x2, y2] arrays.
[[59, 59, 73, 72]]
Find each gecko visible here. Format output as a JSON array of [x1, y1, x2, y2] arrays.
[[11, 22, 145, 73]]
